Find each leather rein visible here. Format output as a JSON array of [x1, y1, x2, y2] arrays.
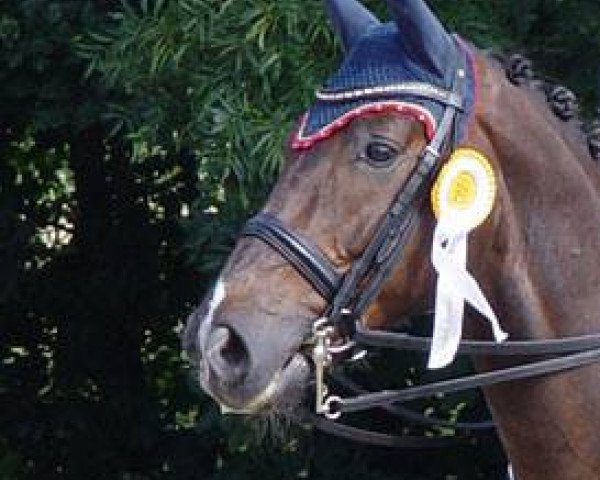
[[240, 50, 600, 448]]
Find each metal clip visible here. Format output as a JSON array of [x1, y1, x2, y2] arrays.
[[312, 318, 334, 416]]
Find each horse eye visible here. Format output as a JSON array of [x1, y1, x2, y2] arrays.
[[364, 141, 398, 167]]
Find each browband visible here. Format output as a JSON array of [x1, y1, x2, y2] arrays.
[[316, 81, 463, 109]]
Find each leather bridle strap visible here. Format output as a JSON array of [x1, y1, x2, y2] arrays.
[[308, 366, 492, 449], [243, 213, 342, 300], [343, 90, 463, 324], [309, 414, 471, 448], [327, 60, 467, 331], [354, 320, 600, 355], [329, 371, 495, 431], [330, 346, 600, 416]]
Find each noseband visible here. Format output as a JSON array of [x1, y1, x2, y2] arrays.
[[240, 49, 600, 446]]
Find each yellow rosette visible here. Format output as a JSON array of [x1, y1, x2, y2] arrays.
[[428, 148, 507, 370], [431, 147, 497, 231]]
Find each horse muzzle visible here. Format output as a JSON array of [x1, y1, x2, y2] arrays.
[[186, 308, 312, 413]]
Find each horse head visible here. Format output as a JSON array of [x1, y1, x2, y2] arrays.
[[184, 0, 478, 412], [184, 2, 600, 477]]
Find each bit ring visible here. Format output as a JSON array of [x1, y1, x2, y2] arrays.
[[323, 395, 343, 420]]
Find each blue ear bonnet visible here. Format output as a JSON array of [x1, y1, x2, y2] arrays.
[[292, 18, 475, 150]]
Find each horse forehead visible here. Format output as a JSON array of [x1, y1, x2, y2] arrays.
[[285, 143, 339, 182]]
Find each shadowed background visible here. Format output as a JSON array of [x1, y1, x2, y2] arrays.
[[1, 0, 599, 478]]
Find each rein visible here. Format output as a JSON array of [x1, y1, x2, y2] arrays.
[[239, 46, 600, 447], [333, 328, 600, 416], [308, 324, 600, 448]]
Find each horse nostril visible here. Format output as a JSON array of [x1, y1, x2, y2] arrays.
[[205, 326, 250, 386]]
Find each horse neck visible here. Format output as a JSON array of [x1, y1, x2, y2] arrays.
[[474, 64, 600, 339], [467, 63, 600, 480]]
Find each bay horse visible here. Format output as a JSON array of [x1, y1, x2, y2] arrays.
[[183, 1, 600, 478]]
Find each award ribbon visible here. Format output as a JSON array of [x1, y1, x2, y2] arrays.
[[428, 148, 508, 369]]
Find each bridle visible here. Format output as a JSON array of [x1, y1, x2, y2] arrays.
[[240, 47, 600, 447]]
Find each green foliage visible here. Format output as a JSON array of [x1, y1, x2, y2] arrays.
[[0, 1, 111, 143], [77, 0, 336, 209], [509, 0, 600, 112], [1, 0, 599, 479], [435, 0, 600, 112]]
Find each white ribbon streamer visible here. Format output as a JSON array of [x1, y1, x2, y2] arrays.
[[428, 217, 508, 369]]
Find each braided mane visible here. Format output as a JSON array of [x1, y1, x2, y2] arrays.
[[501, 53, 600, 162]]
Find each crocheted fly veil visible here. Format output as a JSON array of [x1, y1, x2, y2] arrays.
[[293, 0, 463, 150]]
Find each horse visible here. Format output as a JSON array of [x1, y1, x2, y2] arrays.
[[183, 1, 600, 478]]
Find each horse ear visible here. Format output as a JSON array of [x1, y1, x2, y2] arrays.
[[386, 0, 454, 77], [323, 0, 380, 52]]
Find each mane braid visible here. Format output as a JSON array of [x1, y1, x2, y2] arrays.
[[503, 53, 600, 162]]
